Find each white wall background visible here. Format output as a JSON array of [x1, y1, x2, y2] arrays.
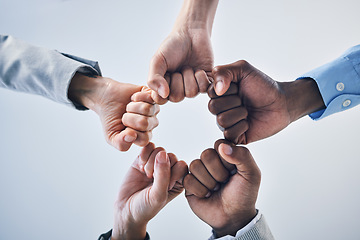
[[0, 0, 360, 239]]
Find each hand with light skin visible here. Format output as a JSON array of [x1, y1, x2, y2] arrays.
[[208, 60, 325, 144], [68, 72, 159, 151], [183, 139, 261, 237], [148, 0, 218, 104], [111, 143, 188, 240]]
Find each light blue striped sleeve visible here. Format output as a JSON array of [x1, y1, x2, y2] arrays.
[[297, 45, 360, 120]]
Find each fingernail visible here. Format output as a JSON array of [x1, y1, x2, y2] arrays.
[[158, 85, 166, 98], [222, 144, 233, 155], [205, 192, 211, 198], [156, 151, 168, 164], [124, 135, 136, 143], [215, 80, 224, 94], [214, 184, 220, 191], [168, 181, 176, 191]]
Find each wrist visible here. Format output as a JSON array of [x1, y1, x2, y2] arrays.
[[280, 78, 325, 123], [68, 72, 108, 111], [174, 0, 218, 35], [213, 208, 257, 238], [112, 220, 147, 240]]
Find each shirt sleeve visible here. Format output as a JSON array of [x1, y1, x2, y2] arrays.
[[0, 35, 102, 109], [297, 44, 360, 120], [208, 211, 274, 240]]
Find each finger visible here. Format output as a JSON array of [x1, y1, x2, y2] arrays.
[[151, 91, 168, 105], [144, 146, 165, 178], [183, 67, 200, 98], [111, 128, 138, 152], [224, 120, 249, 145], [168, 72, 185, 103], [212, 60, 251, 96], [208, 95, 242, 115], [122, 113, 159, 131], [126, 102, 160, 117], [169, 160, 188, 191], [168, 153, 178, 168], [151, 151, 171, 204], [148, 53, 170, 98], [200, 148, 230, 183], [138, 142, 156, 171], [218, 143, 261, 184], [195, 70, 211, 93], [131, 91, 155, 104], [189, 159, 217, 191], [183, 174, 210, 198], [133, 130, 152, 147], [217, 107, 248, 129], [208, 82, 238, 99], [214, 139, 236, 173]]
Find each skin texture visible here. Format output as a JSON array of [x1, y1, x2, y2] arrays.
[[111, 143, 188, 240], [184, 139, 261, 237], [209, 60, 325, 144], [68, 73, 160, 151], [147, 0, 219, 104]]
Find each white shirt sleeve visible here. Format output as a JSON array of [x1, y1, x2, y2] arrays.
[[0, 35, 101, 109], [209, 211, 274, 240]]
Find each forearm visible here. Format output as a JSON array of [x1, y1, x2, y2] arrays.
[[174, 0, 219, 34], [280, 78, 325, 123]]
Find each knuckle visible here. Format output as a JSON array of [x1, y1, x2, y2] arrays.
[[142, 104, 153, 115], [236, 59, 249, 68], [200, 148, 217, 162], [189, 159, 202, 173], [216, 114, 227, 127], [138, 117, 149, 129], [208, 100, 218, 114]]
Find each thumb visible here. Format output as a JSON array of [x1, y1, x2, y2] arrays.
[[150, 151, 171, 204], [148, 53, 170, 98], [217, 143, 261, 183], [212, 60, 251, 96]]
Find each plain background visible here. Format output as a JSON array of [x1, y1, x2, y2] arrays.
[[1, 0, 360, 239]]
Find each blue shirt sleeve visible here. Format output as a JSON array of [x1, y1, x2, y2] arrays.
[[297, 45, 360, 120]]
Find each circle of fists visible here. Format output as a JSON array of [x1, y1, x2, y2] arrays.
[[110, 55, 293, 238]]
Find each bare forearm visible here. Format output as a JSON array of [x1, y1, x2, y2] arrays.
[[280, 78, 325, 123], [174, 0, 219, 34]]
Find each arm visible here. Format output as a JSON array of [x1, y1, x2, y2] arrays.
[[0, 35, 100, 107], [209, 45, 360, 145], [109, 143, 188, 240], [147, 0, 218, 103], [208, 60, 325, 144], [0, 35, 159, 151], [183, 139, 274, 239]]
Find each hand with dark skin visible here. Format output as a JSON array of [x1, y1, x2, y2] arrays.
[[147, 0, 218, 104], [68, 73, 159, 151], [208, 60, 325, 144], [184, 139, 260, 237]]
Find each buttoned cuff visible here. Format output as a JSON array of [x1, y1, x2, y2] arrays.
[[297, 44, 360, 120]]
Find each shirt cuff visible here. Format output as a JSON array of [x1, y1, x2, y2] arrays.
[[98, 229, 150, 240], [297, 44, 360, 120], [209, 210, 273, 240], [60, 52, 102, 110]]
